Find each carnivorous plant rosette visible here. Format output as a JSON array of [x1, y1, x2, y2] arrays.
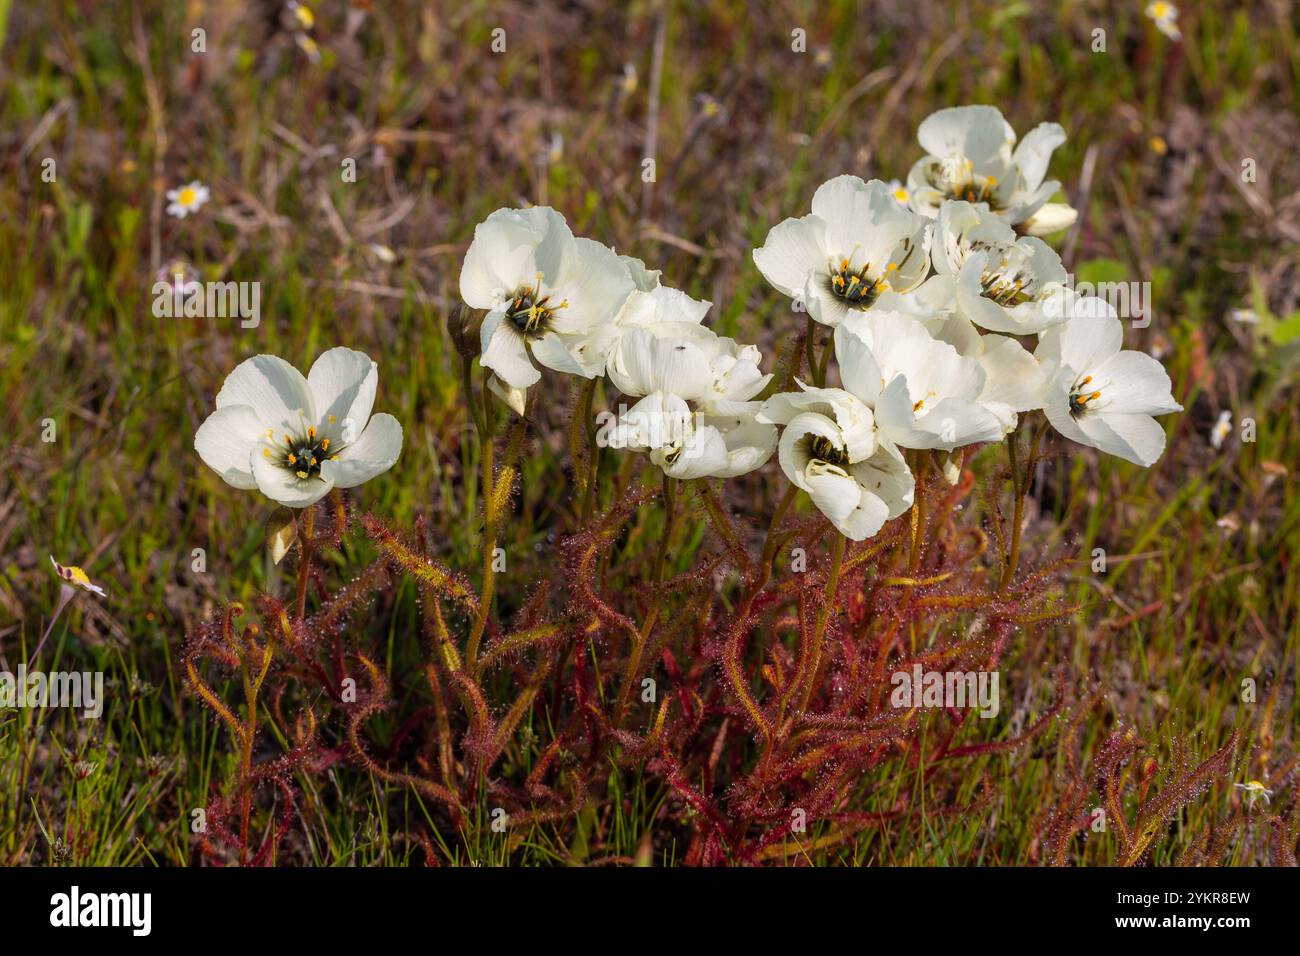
[[194, 347, 403, 508]]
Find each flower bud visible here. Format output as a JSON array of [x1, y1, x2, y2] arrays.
[[446, 302, 479, 360]]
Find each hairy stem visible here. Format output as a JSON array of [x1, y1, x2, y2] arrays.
[[723, 483, 799, 739], [798, 531, 846, 711], [465, 377, 498, 672], [999, 416, 1048, 591], [295, 506, 315, 620], [615, 474, 677, 722], [909, 454, 928, 574]]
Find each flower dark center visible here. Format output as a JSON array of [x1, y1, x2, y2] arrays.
[[930, 159, 1003, 210], [507, 276, 567, 338], [829, 258, 887, 307], [266, 424, 337, 480], [807, 434, 849, 468], [981, 269, 1033, 307], [1068, 375, 1101, 418]]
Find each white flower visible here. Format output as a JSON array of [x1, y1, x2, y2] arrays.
[[757, 384, 877, 461], [879, 273, 1046, 435], [603, 304, 776, 479], [605, 393, 775, 480], [1209, 410, 1232, 450], [195, 347, 404, 508], [601, 284, 713, 391], [930, 200, 1070, 336], [758, 388, 913, 541], [606, 317, 770, 413], [906, 106, 1072, 228], [49, 557, 107, 597], [931, 199, 1018, 276], [752, 175, 931, 327], [166, 181, 210, 219], [459, 206, 635, 390], [1035, 298, 1182, 466], [1145, 2, 1181, 40], [834, 311, 1006, 451], [652, 405, 776, 480]]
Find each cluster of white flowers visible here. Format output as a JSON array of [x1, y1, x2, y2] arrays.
[[458, 206, 778, 480], [192, 107, 1182, 539], [749, 105, 1182, 539], [444, 106, 1182, 540]]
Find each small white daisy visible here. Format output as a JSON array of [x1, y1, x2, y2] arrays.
[[165, 181, 210, 219], [1145, 2, 1182, 41]]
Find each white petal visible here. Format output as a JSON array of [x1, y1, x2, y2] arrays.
[[1090, 351, 1182, 416], [654, 425, 730, 480], [714, 414, 777, 476], [607, 329, 713, 400], [752, 215, 828, 300], [810, 175, 882, 254], [804, 462, 871, 537], [547, 237, 635, 334], [850, 441, 915, 520], [487, 375, 527, 416], [1035, 297, 1122, 375], [619, 254, 662, 292], [459, 207, 556, 309], [321, 412, 403, 488], [912, 397, 1006, 449], [480, 312, 540, 388], [194, 404, 262, 489], [917, 105, 1013, 166], [1077, 412, 1169, 467], [529, 331, 592, 377], [1021, 202, 1078, 237], [978, 335, 1046, 412], [1012, 122, 1066, 191], [833, 316, 886, 406], [307, 347, 378, 431], [215, 354, 315, 424]]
